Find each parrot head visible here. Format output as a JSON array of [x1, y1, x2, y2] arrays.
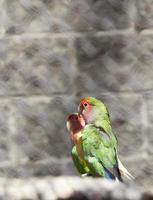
[[66, 113, 85, 134], [78, 97, 110, 125]]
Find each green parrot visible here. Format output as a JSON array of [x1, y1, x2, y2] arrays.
[[77, 96, 133, 181], [66, 98, 134, 181]]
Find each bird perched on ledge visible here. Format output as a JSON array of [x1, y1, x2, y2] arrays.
[[66, 97, 134, 181], [67, 113, 90, 175]]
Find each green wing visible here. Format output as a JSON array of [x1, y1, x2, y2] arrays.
[[71, 146, 90, 175], [81, 125, 120, 178]]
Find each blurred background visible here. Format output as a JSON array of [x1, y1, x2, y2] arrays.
[[0, 0, 152, 187]]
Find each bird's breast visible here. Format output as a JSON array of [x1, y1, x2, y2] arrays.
[[71, 131, 84, 158]]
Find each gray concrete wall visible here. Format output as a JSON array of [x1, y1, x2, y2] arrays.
[[0, 0, 152, 187]]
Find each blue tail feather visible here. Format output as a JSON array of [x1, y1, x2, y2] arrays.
[[104, 169, 115, 180]]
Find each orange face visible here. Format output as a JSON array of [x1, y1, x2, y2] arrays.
[[78, 98, 93, 123], [66, 113, 85, 134]]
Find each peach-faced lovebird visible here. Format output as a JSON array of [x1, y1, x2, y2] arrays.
[[77, 96, 133, 181], [67, 111, 133, 181], [66, 113, 90, 175]]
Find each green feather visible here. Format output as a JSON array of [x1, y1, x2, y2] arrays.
[[74, 96, 122, 180], [71, 146, 90, 174], [81, 124, 119, 177], [86, 156, 104, 176]]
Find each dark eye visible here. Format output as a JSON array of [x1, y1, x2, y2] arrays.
[[84, 103, 88, 107]]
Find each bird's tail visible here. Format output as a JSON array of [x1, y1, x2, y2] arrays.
[[118, 158, 134, 180], [104, 167, 116, 180]]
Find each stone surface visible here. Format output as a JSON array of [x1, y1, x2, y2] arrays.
[[13, 97, 73, 159], [0, 37, 77, 96], [143, 92, 153, 156], [0, 0, 5, 34], [0, 158, 76, 178], [0, 177, 150, 200], [75, 34, 153, 93], [3, 0, 132, 34], [135, 0, 153, 30], [0, 95, 81, 177], [0, 100, 13, 164]]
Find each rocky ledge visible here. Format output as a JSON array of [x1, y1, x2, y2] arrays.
[[0, 176, 152, 200]]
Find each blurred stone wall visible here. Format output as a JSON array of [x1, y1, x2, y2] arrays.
[[0, 0, 152, 187]]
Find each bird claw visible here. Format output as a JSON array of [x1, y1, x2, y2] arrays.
[[81, 173, 88, 177]]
